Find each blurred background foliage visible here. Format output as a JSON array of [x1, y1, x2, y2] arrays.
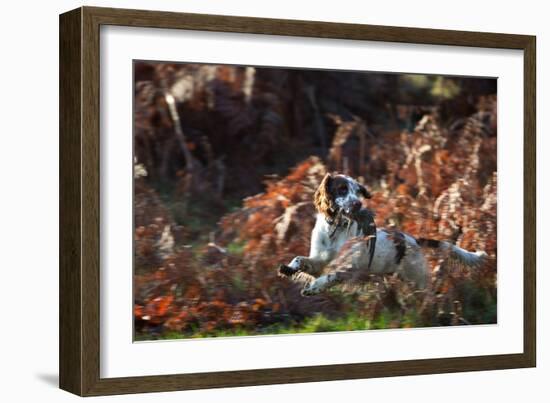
[[133, 62, 497, 340]]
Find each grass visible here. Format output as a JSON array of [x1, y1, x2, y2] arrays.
[[226, 240, 246, 255], [135, 290, 497, 342], [294, 313, 371, 333], [135, 312, 373, 341]]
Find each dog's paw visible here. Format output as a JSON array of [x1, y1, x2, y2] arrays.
[[278, 264, 300, 278]]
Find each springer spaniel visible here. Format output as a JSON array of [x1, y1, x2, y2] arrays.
[[278, 173, 487, 296]]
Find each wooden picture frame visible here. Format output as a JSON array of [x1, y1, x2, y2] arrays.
[[59, 6, 536, 396]]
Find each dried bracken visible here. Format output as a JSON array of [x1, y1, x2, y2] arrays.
[[133, 62, 497, 338]]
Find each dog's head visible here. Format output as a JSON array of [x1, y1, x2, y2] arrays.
[[314, 173, 371, 221]]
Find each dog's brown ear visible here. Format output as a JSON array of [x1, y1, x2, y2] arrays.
[[358, 184, 372, 199], [314, 173, 335, 218]]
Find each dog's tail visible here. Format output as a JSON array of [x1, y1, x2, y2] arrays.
[[416, 238, 488, 267]]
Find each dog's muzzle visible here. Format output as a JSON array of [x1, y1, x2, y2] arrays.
[[343, 200, 362, 216]]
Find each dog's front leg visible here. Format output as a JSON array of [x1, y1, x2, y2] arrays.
[[279, 255, 325, 275], [300, 270, 352, 296], [300, 274, 333, 296], [278, 255, 329, 291], [278, 259, 317, 289], [278, 220, 332, 290], [287, 256, 314, 272], [278, 256, 316, 280]]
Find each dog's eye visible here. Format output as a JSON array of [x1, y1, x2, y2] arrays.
[[337, 185, 347, 196]]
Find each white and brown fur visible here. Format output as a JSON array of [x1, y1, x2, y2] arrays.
[[278, 173, 487, 296]]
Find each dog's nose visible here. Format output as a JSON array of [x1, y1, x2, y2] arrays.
[[351, 200, 362, 212]]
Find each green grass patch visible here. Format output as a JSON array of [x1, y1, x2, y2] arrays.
[[226, 240, 246, 255], [136, 312, 372, 341]]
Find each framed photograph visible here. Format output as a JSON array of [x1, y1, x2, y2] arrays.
[[59, 6, 536, 396]]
